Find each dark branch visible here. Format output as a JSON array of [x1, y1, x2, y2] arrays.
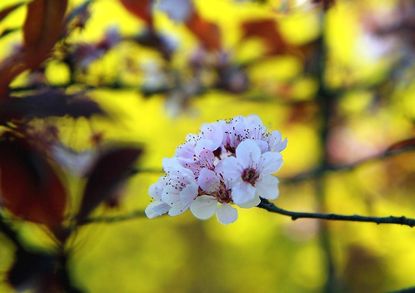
[[79, 209, 146, 225], [77, 198, 415, 228], [258, 199, 415, 227]]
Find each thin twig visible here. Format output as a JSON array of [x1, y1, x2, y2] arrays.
[[79, 198, 415, 228], [258, 199, 415, 227], [80, 209, 146, 225]]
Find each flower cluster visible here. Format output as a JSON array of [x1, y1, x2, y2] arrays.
[[145, 115, 287, 224]]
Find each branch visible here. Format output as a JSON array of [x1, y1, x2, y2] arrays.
[[258, 199, 415, 227], [75, 197, 415, 228], [79, 209, 146, 225]]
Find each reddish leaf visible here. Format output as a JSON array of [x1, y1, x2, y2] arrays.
[[0, 136, 67, 229], [0, 2, 24, 23], [77, 146, 142, 222], [241, 18, 289, 56], [23, 0, 68, 50], [186, 10, 221, 51], [119, 0, 153, 26], [386, 138, 415, 152], [0, 90, 105, 123], [0, 0, 68, 96], [23, 0, 68, 69]]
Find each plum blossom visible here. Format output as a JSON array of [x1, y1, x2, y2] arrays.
[[222, 140, 282, 205], [145, 177, 171, 219], [145, 115, 287, 224], [190, 168, 238, 224]]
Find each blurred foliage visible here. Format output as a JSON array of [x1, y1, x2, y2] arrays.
[[1, 0, 415, 292]]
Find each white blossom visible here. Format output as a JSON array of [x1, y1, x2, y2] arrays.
[[145, 177, 171, 219], [189, 167, 238, 224], [222, 139, 282, 205], [145, 115, 286, 224]]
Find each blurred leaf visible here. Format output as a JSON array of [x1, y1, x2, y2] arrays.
[[7, 248, 55, 291], [0, 90, 105, 122], [0, 0, 68, 96], [77, 146, 142, 222], [0, 2, 24, 23], [23, 0, 68, 51], [241, 19, 288, 56], [119, 0, 153, 26], [22, 0, 68, 75], [186, 10, 221, 51], [0, 136, 67, 229]]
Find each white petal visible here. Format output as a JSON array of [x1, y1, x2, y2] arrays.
[[145, 201, 170, 219], [163, 158, 194, 179], [259, 152, 283, 174], [236, 139, 261, 168], [278, 138, 288, 152], [200, 121, 224, 151], [179, 182, 198, 203], [231, 181, 256, 205], [269, 131, 287, 152], [185, 133, 199, 143], [237, 195, 261, 208], [256, 175, 279, 200], [254, 139, 269, 153], [216, 204, 238, 224], [148, 177, 165, 200], [168, 201, 190, 216], [245, 115, 266, 139], [190, 195, 217, 220], [162, 157, 180, 172], [195, 138, 215, 154], [197, 168, 220, 193], [198, 149, 214, 169], [222, 157, 242, 182], [161, 185, 180, 205], [176, 142, 195, 163], [163, 158, 195, 180]]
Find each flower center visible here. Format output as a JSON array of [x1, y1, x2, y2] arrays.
[[241, 168, 259, 186], [215, 182, 232, 204]]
